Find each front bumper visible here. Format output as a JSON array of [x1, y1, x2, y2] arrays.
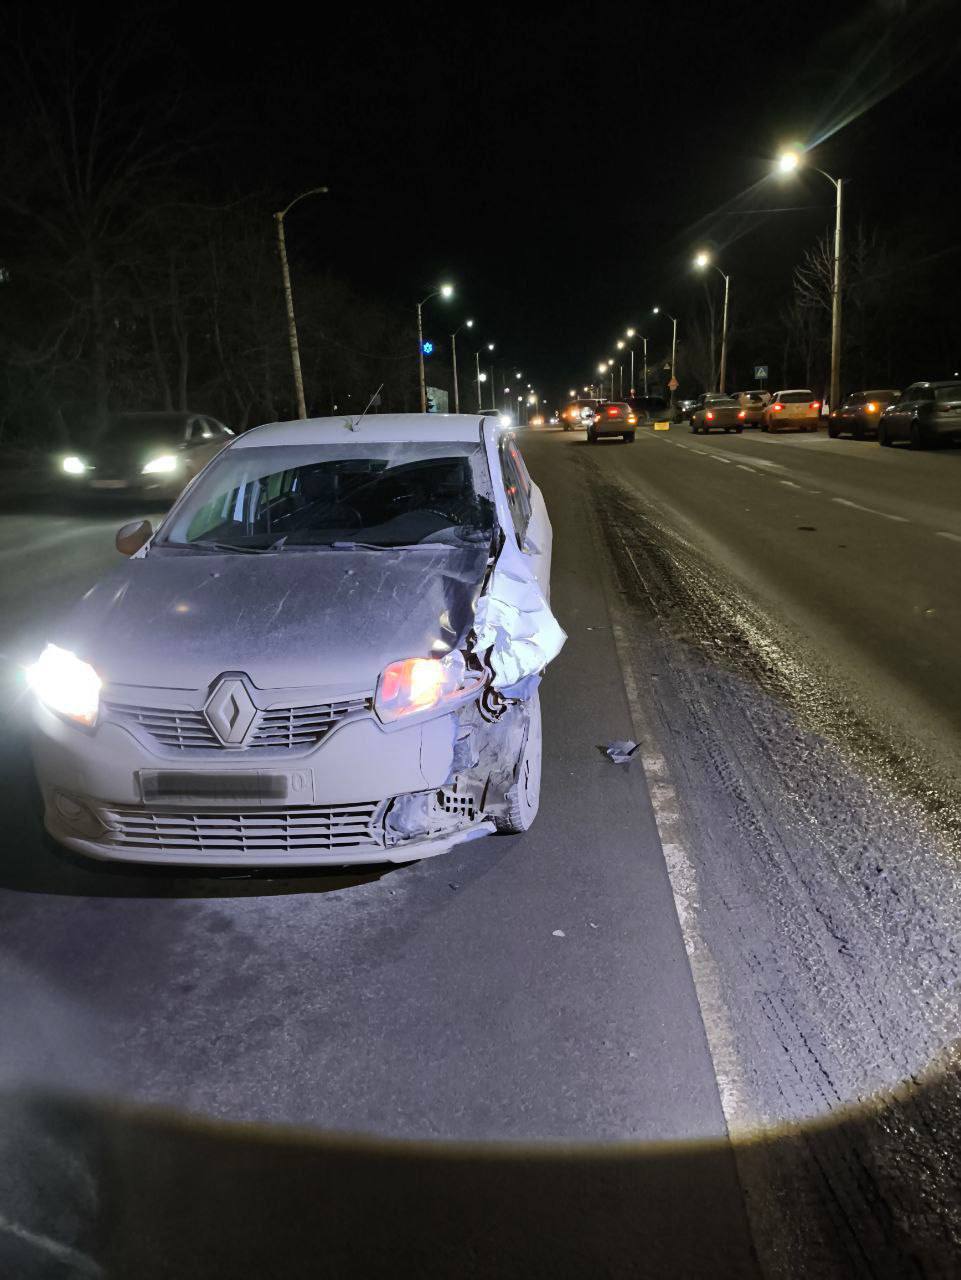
[[32, 699, 496, 867]]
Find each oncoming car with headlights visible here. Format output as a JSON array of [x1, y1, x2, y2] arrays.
[[57, 411, 234, 498], [28, 414, 565, 867]]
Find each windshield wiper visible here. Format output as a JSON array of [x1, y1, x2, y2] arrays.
[[188, 540, 275, 554], [328, 540, 453, 551]]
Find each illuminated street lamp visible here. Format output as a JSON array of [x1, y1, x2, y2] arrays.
[[693, 251, 731, 393], [418, 283, 454, 412], [653, 306, 678, 409], [778, 146, 843, 412], [474, 340, 495, 410], [450, 318, 473, 413]]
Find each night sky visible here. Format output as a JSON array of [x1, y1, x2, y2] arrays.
[[114, 0, 961, 402]]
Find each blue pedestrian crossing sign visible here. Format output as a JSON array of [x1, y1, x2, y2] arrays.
[[754, 364, 768, 381]]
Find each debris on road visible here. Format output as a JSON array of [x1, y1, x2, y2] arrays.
[[604, 740, 640, 764]]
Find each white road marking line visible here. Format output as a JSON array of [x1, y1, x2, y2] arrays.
[[712, 456, 733, 464], [935, 531, 961, 544], [779, 480, 802, 489], [736, 465, 757, 474], [831, 497, 909, 523]]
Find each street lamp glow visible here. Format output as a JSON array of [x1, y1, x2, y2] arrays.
[[607, 359, 614, 368], [439, 283, 454, 299], [487, 342, 495, 352], [478, 372, 488, 382], [616, 340, 625, 350], [626, 328, 635, 338], [569, 389, 576, 397], [652, 306, 660, 315], [597, 363, 607, 374], [515, 371, 522, 379], [694, 251, 710, 268], [778, 149, 801, 174], [466, 318, 474, 328]]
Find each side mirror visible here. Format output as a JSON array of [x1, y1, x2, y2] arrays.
[[116, 519, 153, 556]]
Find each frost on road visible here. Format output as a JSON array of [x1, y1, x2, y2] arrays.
[[583, 454, 961, 1278]]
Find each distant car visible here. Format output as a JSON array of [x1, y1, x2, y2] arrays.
[[732, 390, 771, 428], [560, 400, 602, 431], [762, 390, 821, 432], [529, 414, 545, 428], [29, 413, 564, 867], [828, 389, 899, 439], [689, 394, 743, 434], [58, 412, 234, 498], [586, 402, 637, 443], [878, 381, 961, 449], [627, 394, 670, 423]]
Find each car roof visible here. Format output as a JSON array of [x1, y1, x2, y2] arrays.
[[773, 389, 814, 395], [234, 413, 488, 449]]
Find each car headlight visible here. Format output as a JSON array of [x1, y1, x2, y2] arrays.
[[375, 651, 486, 723], [25, 643, 101, 727], [142, 454, 179, 475], [62, 455, 88, 475]]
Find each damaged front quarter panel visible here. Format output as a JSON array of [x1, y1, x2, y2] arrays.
[[471, 543, 566, 698]]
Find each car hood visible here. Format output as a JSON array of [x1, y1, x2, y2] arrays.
[[54, 545, 489, 693]]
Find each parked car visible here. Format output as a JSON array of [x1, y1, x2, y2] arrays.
[[586, 402, 638, 443], [762, 390, 821, 432], [827, 389, 899, 439], [58, 411, 234, 498], [28, 414, 565, 867], [878, 381, 961, 449], [627, 394, 670, 423], [733, 390, 771, 427], [689, 394, 743, 433]]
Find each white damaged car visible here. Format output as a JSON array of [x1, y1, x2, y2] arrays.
[[27, 414, 565, 867]]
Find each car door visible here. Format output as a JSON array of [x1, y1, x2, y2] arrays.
[[840, 392, 861, 427], [885, 385, 918, 440], [498, 434, 552, 597]]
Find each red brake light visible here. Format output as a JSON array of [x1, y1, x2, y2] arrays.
[[773, 403, 783, 411], [737, 410, 746, 419], [809, 401, 821, 410], [705, 411, 714, 420], [607, 406, 619, 417]]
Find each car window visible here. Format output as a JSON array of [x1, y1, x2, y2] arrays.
[[846, 393, 863, 406], [160, 442, 495, 550], [902, 385, 922, 402], [780, 391, 815, 404], [499, 437, 532, 545], [934, 385, 961, 403]]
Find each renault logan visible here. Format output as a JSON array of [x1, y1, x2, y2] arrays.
[[28, 415, 565, 867]]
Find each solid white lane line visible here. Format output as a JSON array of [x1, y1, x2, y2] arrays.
[[712, 456, 733, 464], [831, 497, 909, 524], [736, 465, 757, 474], [779, 480, 802, 489], [935, 531, 961, 544]]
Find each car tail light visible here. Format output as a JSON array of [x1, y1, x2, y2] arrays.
[[773, 404, 784, 412], [809, 401, 821, 410], [865, 402, 878, 413], [705, 411, 715, 421], [738, 410, 746, 419], [375, 653, 486, 722], [627, 414, 637, 424]]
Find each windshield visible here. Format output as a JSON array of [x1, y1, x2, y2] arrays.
[[95, 415, 188, 448], [159, 441, 496, 551]]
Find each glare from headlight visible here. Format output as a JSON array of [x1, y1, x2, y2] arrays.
[[25, 643, 101, 726], [142, 454, 178, 474], [498, 414, 512, 428], [62, 455, 87, 475]]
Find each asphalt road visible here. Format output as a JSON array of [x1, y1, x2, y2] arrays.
[[2, 425, 961, 1277]]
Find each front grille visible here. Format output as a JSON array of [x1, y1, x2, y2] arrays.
[[104, 696, 373, 752], [99, 802, 384, 855]]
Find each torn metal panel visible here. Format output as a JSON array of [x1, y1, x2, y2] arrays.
[[472, 551, 566, 693]]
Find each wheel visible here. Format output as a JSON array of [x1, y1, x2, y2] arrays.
[[878, 421, 892, 447], [495, 692, 542, 833], [853, 426, 864, 440], [623, 432, 635, 442], [735, 427, 743, 433], [724, 426, 731, 433], [587, 429, 596, 444], [690, 423, 697, 433], [828, 424, 839, 438], [563, 424, 571, 432], [762, 423, 770, 432], [909, 421, 925, 450]]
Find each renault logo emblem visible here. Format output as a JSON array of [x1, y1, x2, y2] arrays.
[[204, 677, 258, 746]]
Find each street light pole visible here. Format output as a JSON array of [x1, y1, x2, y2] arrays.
[[693, 253, 731, 393], [274, 186, 329, 419], [777, 150, 844, 411], [653, 308, 678, 409], [417, 283, 454, 412], [450, 319, 473, 413], [643, 336, 648, 395]]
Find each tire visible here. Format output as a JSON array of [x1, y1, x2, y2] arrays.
[[724, 427, 731, 433], [587, 429, 596, 444], [828, 424, 839, 438], [563, 424, 571, 432], [623, 432, 635, 442], [909, 421, 925, 450], [495, 692, 542, 833], [762, 423, 770, 432], [690, 423, 697, 433], [878, 421, 892, 447]]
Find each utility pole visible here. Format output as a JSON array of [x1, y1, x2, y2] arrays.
[[274, 186, 328, 419], [643, 336, 648, 395], [829, 177, 843, 413], [719, 270, 730, 393]]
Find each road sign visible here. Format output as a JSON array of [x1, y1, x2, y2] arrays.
[[668, 376, 679, 391], [754, 365, 768, 381], [422, 340, 434, 355]]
